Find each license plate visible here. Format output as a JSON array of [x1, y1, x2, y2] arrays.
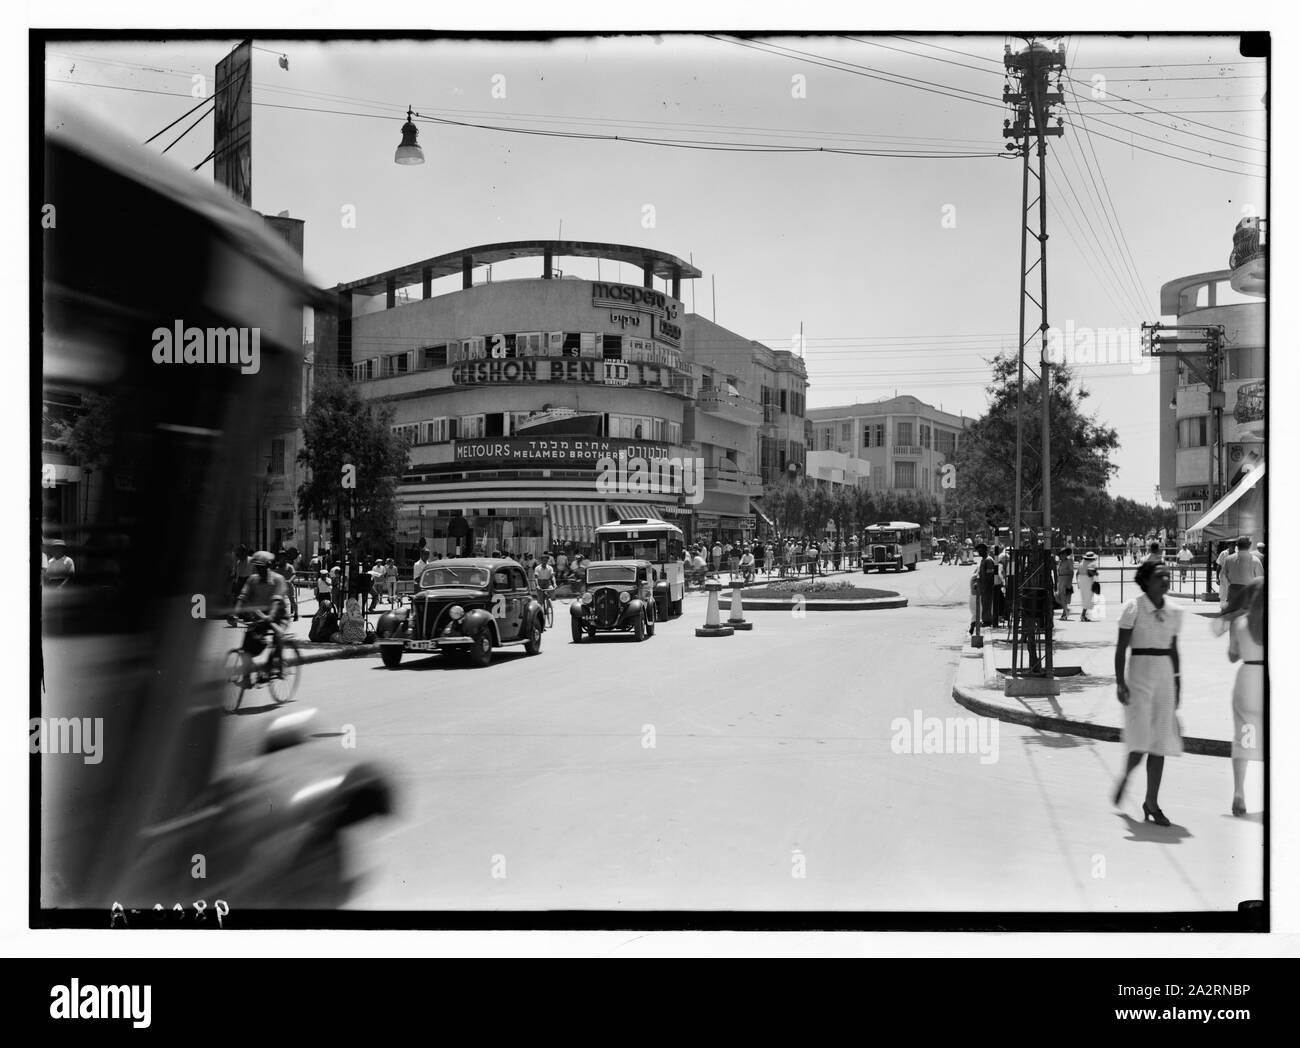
[[408, 640, 434, 651]]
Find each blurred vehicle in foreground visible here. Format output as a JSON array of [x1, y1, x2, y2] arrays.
[[38, 104, 393, 918]]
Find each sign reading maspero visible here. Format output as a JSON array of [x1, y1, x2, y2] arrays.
[[454, 438, 672, 464], [591, 282, 682, 347]]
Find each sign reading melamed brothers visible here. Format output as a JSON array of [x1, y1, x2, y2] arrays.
[[454, 438, 671, 465], [451, 358, 668, 386]]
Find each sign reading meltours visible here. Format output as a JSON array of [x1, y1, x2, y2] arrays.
[[454, 437, 673, 465]]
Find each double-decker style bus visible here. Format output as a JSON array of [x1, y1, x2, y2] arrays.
[[863, 521, 922, 572], [595, 517, 685, 618]]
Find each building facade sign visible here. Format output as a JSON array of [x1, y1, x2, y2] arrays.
[[591, 282, 683, 347], [454, 437, 673, 465], [451, 357, 671, 387]]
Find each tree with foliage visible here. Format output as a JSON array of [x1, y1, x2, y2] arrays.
[[947, 353, 1120, 539], [802, 484, 834, 540], [296, 372, 409, 552], [829, 487, 857, 543]]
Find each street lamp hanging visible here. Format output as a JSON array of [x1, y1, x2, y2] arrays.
[[394, 106, 425, 166]]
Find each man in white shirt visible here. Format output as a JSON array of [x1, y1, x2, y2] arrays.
[[46, 542, 75, 587], [412, 549, 429, 581], [1176, 543, 1193, 585], [1220, 535, 1264, 606]]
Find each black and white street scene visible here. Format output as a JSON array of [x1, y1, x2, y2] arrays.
[[36, 29, 1268, 923]]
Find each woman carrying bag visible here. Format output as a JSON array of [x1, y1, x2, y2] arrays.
[[1077, 551, 1100, 622]]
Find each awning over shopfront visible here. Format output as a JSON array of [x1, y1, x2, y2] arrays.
[[1187, 462, 1265, 545], [547, 503, 614, 546], [609, 503, 668, 521], [750, 501, 775, 530]]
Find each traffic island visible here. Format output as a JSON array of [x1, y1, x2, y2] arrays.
[[719, 579, 906, 612]]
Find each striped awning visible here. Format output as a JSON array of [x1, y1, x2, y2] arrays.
[[548, 503, 616, 545], [1187, 462, 1265, 543], [548, 503, 676, 543], [610, 503, 667, 521]]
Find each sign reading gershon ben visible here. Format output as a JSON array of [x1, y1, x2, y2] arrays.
[[454, 437, 672, 465]]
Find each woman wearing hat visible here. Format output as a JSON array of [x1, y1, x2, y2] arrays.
[[1076, 551, 1100, 621]]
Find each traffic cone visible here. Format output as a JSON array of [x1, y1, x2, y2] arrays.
[[695, 578, 735, 637], [727, 579, 753, 630]]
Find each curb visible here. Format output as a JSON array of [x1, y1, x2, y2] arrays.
[[718, 595, 908, 612], [950, 679, 1231, 758]]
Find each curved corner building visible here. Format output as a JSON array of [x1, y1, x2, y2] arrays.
[[323, 240, 790, 557]]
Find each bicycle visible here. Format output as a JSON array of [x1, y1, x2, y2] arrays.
[[536, 586, 555, 629], [222, 618, 301, 713]]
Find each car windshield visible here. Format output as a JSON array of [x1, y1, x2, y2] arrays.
[[586, 566, 637, 585], [420, 566, 489, 589]]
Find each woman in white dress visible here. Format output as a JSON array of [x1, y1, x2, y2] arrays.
[[1076, 551, 1099, 621], [1112, 562, 1183, 825], [1213, 578, 1264, 816]]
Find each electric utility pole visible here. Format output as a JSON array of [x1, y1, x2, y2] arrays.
[[1002, 38, 1066, 690]]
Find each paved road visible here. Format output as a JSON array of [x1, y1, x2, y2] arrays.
[[219, 562, 1263, 911]]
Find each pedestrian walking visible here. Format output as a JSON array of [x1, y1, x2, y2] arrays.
[[1112, 562, 1183, 825], [385, 558, 398, 605], [976, 543, 997, 627], [711, 541, 722, 574], [1219, 535, 1264, 608], [329, 565, 344, 610], [991, 545, 1007, 627], [1212, 578, 1264, 816], [1056, 547, 1075, 621], [1176, 542, 1193, 586], [1077, 551, 1099, 621]]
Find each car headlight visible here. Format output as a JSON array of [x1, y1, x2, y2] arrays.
[[449, 605, 464, 620], [619, 591, 630, 604], [580, 592, 593, 605]]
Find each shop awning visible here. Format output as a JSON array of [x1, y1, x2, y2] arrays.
[[750, 501, 775, 529], [610, 503, 669, 521], [547, 503, 613, 545], [1187, 463, 1265, 543]]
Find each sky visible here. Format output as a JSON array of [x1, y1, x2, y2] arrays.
[[42, 32, 1267, 503]]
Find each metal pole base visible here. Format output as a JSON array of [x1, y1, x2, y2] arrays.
[[1003, 676, 1062, 697], [695, 624, 735, 637]]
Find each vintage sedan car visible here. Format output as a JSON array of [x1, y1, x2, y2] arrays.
[[570, 560, 658, 643], [376, 559, 545, 668]]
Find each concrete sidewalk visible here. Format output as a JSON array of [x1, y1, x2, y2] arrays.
[[952, 596, 1245, 757]]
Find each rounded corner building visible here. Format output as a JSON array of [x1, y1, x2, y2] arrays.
[[320, 239, 782, 560]]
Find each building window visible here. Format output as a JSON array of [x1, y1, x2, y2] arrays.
[[920, 424, 931, 449], [420, 344, 448, 369], [382, 352, 411, 377], [1227, 346, 1264, 381], [894, 461, 916, 489], [896, 421, 913, 446], [841, 422, 852, 442], [269, 437, 286, 475], [563, 332, 582, 357], [667, 421, 682, 445], [459, 414, 486, 439], [935, 429, 956, 457], [1177, 416, 1208, 448], [779, 390, 788, 414], [580, 332, 597, 358], [603, 334, 623, 360]]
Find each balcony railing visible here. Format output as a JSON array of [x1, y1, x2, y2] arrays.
[[697, 388, 762, 425], [892, 444, 924, 457], [703, 467, 764, 496]]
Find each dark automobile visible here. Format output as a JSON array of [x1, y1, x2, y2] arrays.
[[376, 559, 544, 668], [570, 560, 657, 643]]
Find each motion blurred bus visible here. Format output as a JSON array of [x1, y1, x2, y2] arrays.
[[38, 103, 391, 919], [863, 521, 922, 572], [595, 517, 684, 618]]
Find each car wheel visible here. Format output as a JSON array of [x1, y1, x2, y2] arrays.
[[646, 609, 656, 637], [634, 614, 646, 642], [468, 630, 493, 667], [571, 618, 583, 644], [524, 616, 543, 655], [906, 561, 917, 571], [380, 646, 403, 669]]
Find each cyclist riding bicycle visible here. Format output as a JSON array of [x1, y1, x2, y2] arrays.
[[234, 550, 291, 682], [534, 552, 557, 607]]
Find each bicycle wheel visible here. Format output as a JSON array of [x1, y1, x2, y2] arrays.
[[222, 649, 249, 713], [268, 640, 301, 704]]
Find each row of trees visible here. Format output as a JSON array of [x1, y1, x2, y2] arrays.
[[762, 476, 942, 542], [944, 353, 1174, 540]]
